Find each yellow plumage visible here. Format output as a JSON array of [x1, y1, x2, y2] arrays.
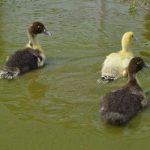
[[100, 32, 135, 81]]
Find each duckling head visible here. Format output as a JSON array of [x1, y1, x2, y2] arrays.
[[128, 57, 147, 74], [28, 21, 51, 37], [121, 32, 135, 51]]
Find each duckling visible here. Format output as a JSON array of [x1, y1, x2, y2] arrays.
[[0, 21, 51, 79], [99, 32, 135, 83], [100, 57, 148, 125]]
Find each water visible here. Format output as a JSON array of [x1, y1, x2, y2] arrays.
[[0, 0, 150, 149]]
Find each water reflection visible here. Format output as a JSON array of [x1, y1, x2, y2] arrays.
[[95, 0, 107, 30], [28, 74, 49, 100], [4, 73, 49, 122], [0, 0, 7, 53], [143, 12, 150, 40], [140, 12, 150, 59]]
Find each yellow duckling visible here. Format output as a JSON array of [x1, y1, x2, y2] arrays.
[[99, 32, 135, 82]]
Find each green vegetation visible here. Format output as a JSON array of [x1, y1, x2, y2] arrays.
[[125, 0, 150, 13]]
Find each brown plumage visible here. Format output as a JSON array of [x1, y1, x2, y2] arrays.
[[100, 57, 148, 125], [0, 22, 51, 79]]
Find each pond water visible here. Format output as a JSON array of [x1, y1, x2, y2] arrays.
[[0, 0, 150, 150]]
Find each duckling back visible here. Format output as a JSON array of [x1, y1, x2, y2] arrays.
[[0, 48, 41, 79], [100, 51, 133, 82], [100, 88, 143, 125]]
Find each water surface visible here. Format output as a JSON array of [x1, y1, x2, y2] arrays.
[[0, 0, 150, 150]]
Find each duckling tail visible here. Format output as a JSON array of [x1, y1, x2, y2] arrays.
[[0, 67, 20, 80], [97, 76, 116, 84], [102, 112, 127, 125]]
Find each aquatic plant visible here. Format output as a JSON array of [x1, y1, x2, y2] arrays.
[[125, 0, 150, 13]]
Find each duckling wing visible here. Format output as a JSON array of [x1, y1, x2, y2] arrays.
[[101, 53, 132, 81], [101, 89, 143, 116], [100, 88, 143, 124], [5, 48, 39, 74], [101, 53, 122, 80]]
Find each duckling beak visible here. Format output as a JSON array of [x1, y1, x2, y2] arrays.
[[143, 63, 149, 68], [43, 28, 52, 36]]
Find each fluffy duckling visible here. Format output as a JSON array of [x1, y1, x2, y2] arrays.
[[100, 57, 148, 125], [99, 32, 135, 82], [0, 22, 51, 79]]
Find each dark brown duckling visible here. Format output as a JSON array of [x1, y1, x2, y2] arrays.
[[0, 21, 51, 79], [100, 57, 148, 125]]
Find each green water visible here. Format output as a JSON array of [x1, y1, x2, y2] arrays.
[[0, 0, 150, 150]]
